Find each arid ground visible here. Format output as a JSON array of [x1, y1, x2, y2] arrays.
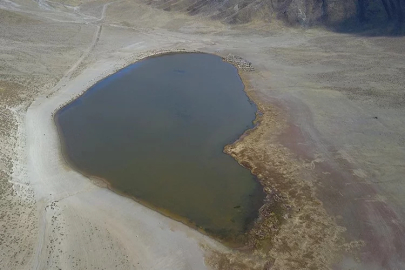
[[0, 0, 404, 269]]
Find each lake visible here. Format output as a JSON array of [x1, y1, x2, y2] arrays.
[[55, 53, 264, 244]]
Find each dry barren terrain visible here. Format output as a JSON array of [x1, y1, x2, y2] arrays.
[[0, 0, 404, 269]]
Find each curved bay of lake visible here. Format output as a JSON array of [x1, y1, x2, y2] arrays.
[[56, 53, 264, 243]]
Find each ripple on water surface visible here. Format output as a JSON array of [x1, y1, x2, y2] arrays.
[[56, 53, 264, 244]]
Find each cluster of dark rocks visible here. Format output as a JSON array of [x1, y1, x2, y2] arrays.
[[224, 54, 254, 71]]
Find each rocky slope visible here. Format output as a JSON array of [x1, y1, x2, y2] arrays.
[[146, 0, 404, 33]]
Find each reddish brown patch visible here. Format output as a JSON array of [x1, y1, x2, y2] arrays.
[[275, 100, 405, 269]]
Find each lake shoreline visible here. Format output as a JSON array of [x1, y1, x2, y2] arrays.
[[25, 49, 232, 269], [25, 49, 348, 269], [53, 51, 267, 248]]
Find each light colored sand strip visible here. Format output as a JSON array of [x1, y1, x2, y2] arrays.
[[24, 57, 224, 269]]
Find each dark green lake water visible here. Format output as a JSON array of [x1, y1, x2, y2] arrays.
[[56, 53, 264, 243]]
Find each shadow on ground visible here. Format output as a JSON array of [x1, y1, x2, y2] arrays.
[[330, 17, 405, 36]]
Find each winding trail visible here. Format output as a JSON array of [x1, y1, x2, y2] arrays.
[[29, 2, 113, 269]]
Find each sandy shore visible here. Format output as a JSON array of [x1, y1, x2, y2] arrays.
[[22, 52, 229, 269]]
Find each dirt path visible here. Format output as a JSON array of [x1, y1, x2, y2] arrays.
[[28, 2, 116, 268]]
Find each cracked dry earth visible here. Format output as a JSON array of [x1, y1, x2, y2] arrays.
[[1, 0, 405, 269]]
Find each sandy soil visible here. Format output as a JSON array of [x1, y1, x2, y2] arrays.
[[1, 0, 405, 269]]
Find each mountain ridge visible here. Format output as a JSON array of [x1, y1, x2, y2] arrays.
[[145, 0, 404, 34]]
